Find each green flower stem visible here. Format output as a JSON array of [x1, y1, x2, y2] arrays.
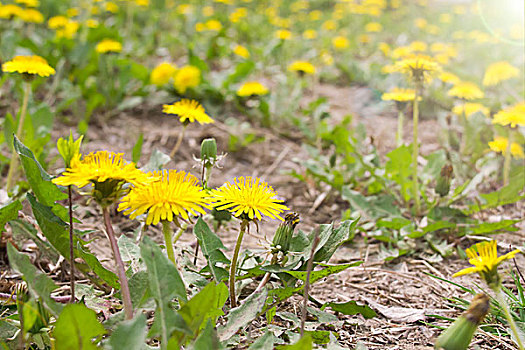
[[396, 109, 405, 147], [68, 185, 76, 303], [161, 220, 176, 266], [494, 285, 525, 350], [503, 132, 513, 186], [229, 220, 248, 308], [412, 86, 421, 216], [170, 125, 187, 158], [5, 82, 31, 192], [102, 207, 133, 320]]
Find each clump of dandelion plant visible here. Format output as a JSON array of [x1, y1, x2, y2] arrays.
[[210, 177, 289, 307], [2, 55, 55, 192], [393, 54, 440, 215], [53, 151, 156, 320], [453, 240, 524, 349], [162, 99, 214, 158]]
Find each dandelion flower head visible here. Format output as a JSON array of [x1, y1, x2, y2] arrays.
[[492, 102, 525, 128], [162, 99, 214, 125], [173, 65, 201, 93], [288, 60, 316, 75], [118, 170, 209, 225], [452, 103, 489, 118], [381, 87, 418, 102], [95, 39, 122, 53], [488, 136, 524, 158], [483, 61, 520, 86], [237, 81, 269, 97], [393, 54, 440, 84], [150, 62, 177, 86], [52, 151, 154, 189], [2, 55, 55, 77], [453, 240, 521, 286], [447, 82, 484, 100], [210, 176, 289, 221]]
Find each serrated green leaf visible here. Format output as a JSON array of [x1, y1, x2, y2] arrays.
[[0, 200, 22, 233], [194, 218, 229, 282], [109, 313, 147, 350], [77, 242, 120, 289], [54, 304, 105, 350], [277, 334, 312, 350], [13, 136, 68, 217], [248, 331, 275, 349], [464, 220, 520, 235], [314, 219, 358, 263], [218, 289, 268, 341], [187, 320, 221, 350], [6, 244, 63, 316], [321, 300, 376, 319]]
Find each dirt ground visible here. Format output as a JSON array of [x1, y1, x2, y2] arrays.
[[2, 83, 524, 349]]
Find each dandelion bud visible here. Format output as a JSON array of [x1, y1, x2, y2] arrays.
[[435, 164, 453, 197], [272, 212, 300, 257], [435, 293, 490, 350], [201, 138, 217, 166], [57, 132, 83, 168]]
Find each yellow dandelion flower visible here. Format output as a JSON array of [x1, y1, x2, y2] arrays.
[[52, 151, 154, 189], [48, 15, 69, 29], [322, 19, 337, 31], [453, 241, 521, 286], [488, 136, 525, 158], [95, 39, 122, 53], [66, 7, 79, 17], [275, 29, 292, 40], [393, 54, 440, 84], [233, 44, 250, 59], [2, 55, 55, 77], [409, 41, 427, 52], [303, 29, 317, 40], [15, 0, 40, 7], [86, 19, 99, 28], [210, 176, 289, 221], [452, 103, 489, 118], [18, 9, 44, 23], [365, 22, 382, 32], [332, 36, 349, 50], [105, 2, 118, 13], [288, 60, 316, 75], [162, 99, 214, 125], [150, 62, 177, 86], [391, 46, 413, 59], [439, 71, 461, 85], [492, 102, 525, 128], [0, 4, 24, 19], [118, 170, 209, 225], [56, 21, 79, 39], [205, 19, 222, 31], [173, 65, 200, 94], [378, 42, 390, 56], [448, 82, 484, 100], [483, 61, 520, 86], [381, 87, 418, 102], [237, 81, 269, 97]]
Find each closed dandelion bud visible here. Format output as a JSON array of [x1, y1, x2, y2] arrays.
[[57, 132, 83, 168], [435, 293, 490, 350], [272, 212, 300, 255], [435, 164, 453, 197], [201, 138, 217, 167]]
